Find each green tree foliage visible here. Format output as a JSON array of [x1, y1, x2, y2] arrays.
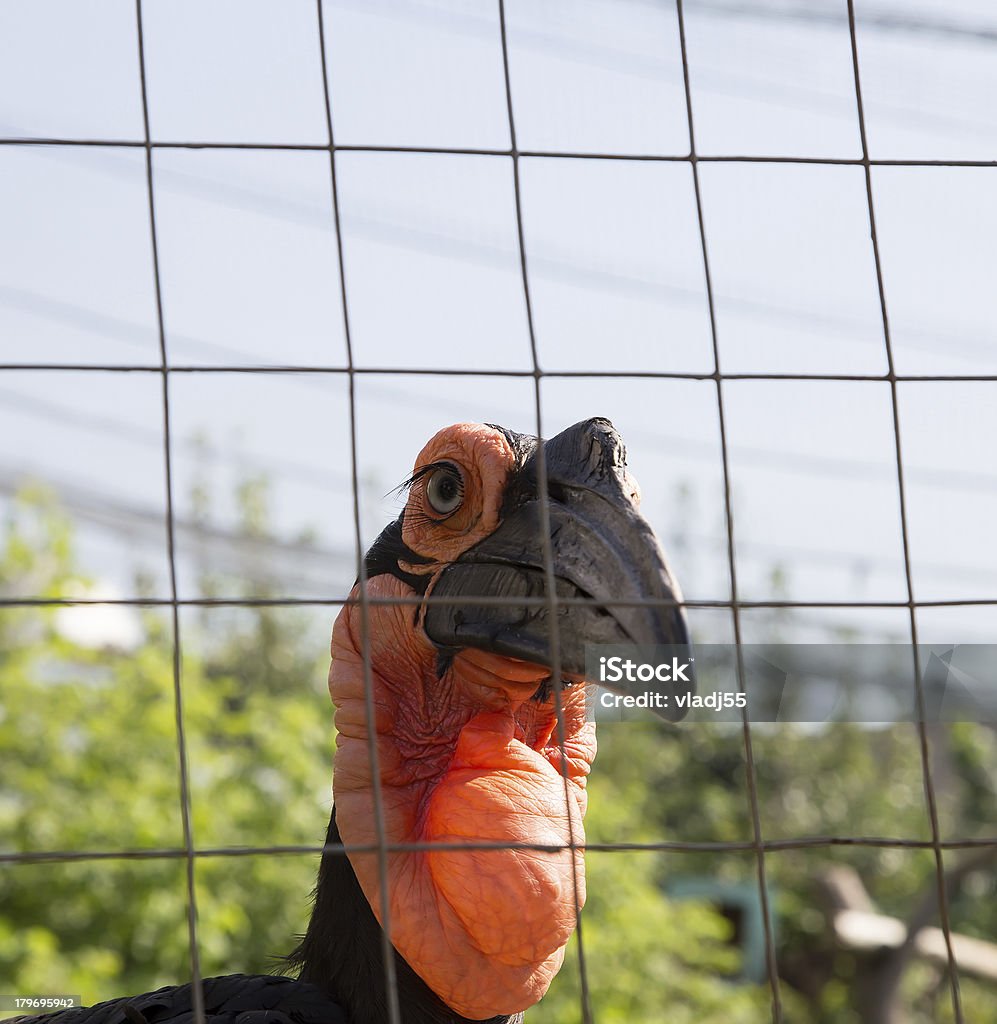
[[0, 491, 331, 1008], [1, 490, 995, 1022]]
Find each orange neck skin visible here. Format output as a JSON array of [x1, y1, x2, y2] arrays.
[[331, 575, 596, 1020]]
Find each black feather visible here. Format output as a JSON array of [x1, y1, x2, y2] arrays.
[[362, 519, 435, 595]]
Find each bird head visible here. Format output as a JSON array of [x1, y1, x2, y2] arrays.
[[330, 418, 689, 1020]]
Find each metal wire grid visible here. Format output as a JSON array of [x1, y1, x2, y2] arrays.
[[1, 2, 995, 1024]]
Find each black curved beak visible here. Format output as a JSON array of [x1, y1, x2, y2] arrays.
[[423, 418, 693, 721]]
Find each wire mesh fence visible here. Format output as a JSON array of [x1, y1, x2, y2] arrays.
[[1, 2, 996, 1023]]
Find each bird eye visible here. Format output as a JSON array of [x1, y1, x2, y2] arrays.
[[425, 466, 463, 516]]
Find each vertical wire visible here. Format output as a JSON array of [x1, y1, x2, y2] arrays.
[[844, 3, 963, 1019], [314, 5, 404, 1024], [496, 4, 594, 1022], [673, 2, 783, 1018], [133, 4, 204, 1023]]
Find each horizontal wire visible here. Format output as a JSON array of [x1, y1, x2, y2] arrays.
[[0, 593, 994, 606], [2, 364, 997, 382], [2, 595, 997, 609], [4, 835, 996, 866], [1, 136, 996, 168]]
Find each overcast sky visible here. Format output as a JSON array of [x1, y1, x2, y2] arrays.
[[0, 0, 995, 649]]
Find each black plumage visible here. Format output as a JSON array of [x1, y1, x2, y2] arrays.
[[17, 813, 518, 1024], [11, 975, 346, 1024]]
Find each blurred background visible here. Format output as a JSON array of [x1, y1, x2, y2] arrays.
[[0, 1, 995, 1021]]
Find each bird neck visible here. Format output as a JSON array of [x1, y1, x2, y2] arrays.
[[328, 581, 590, 1019], [291, 808, 522, 1024]]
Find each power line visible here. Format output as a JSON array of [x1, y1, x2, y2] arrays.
[[6, 143, 994, 370], [0, 462, 355, 594], [316, 0, 997, 140], [4, 365, 997, 500], [2, 458, 992, 590], [686, 0, 997, 45], [0, 380, 353, 493]]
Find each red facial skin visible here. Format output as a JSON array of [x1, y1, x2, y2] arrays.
[[331, 424, 596, 1019]]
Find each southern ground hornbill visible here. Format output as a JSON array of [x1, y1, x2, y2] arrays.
[[22, 418, 690, 1024]]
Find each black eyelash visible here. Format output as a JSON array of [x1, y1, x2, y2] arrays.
[[387, 461, 462, 500]]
